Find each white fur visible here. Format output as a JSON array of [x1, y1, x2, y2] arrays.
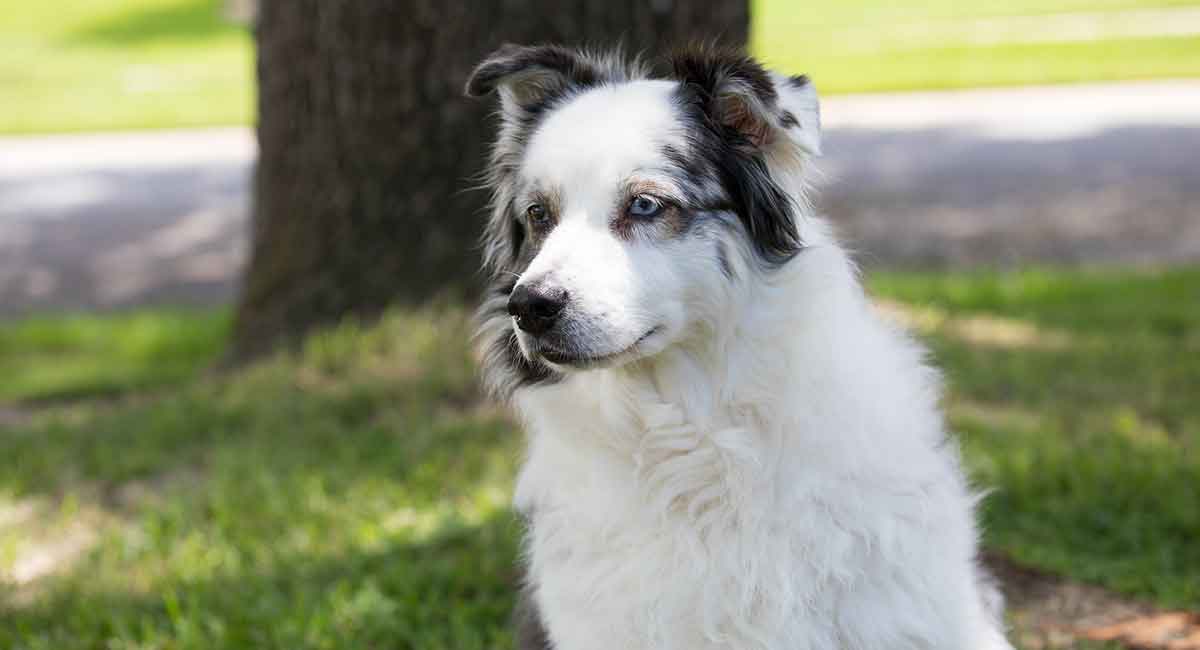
[[505, 79, 1013, 650]]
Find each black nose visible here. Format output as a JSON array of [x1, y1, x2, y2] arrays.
[[508, 284, 567, 336]]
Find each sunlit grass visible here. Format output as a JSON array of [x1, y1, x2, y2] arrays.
[[3, 0, 1199, 133], [758, 34, 1200, 94], [0, 267, 1197, 647], [754, 0, 1200, 91], [0, 0, 252, 133]]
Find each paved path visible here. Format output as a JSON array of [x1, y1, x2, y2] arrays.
[[819, 81, 1200, 268], [1, 129, 252, 316], [2, 81, 1198, 317]]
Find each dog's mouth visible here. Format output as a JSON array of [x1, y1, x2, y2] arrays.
[[535, 326, 662, 369]]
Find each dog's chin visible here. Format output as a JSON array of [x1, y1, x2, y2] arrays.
[[523, 326, 665, 371]]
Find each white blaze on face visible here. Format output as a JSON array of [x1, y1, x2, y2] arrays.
[[515, 80, 696, 363], [521, 80, 681, 198]]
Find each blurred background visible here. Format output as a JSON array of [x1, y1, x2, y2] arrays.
[[0, 1, 1197, 648]]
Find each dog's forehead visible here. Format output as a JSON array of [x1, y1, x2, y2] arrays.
[[521, 80, 681, 189]]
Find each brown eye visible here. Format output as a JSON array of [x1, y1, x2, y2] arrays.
[[628, 194, 664, 219], [526, 203, 549, 226]]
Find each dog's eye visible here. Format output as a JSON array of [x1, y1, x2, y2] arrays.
[[628, 195, 664, 219], [526, 203, 549, 226]]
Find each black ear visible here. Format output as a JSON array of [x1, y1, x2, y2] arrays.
[[669, 46, 821, 154], [465, 44, 606, 109], [668, 46, 823, 265]]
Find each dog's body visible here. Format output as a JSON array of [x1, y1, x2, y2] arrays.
[[466, 45, 1013, 650]]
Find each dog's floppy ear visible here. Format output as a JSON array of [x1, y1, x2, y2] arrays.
[[465, 44, 604, 110], [670, 46, 821, 155]]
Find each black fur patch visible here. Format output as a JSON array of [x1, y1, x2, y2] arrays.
[[669, 44, 779, 108], [465, 43, 603, 100], [665, 45, 803, 265]]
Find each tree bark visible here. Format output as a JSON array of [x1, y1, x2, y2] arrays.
[[233, 0, 748, 360]]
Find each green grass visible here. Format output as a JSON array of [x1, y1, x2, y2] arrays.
[[754, 0, 1200, 92], [1, 267, 1197, 647], [3, 0, 1200, 133], [1, 309, 519, 649], [0, 309, 230, 403], [868, 267, 1200, 607], [0, 0, 252, 134]]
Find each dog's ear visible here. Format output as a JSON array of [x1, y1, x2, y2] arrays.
[[669, 46, 821, 155], [465, 44, 604, 110]]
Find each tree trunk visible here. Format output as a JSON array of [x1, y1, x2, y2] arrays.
[[233, 0, 748, 360]]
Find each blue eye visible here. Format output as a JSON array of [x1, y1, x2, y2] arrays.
[[629, 195, 664, 219]]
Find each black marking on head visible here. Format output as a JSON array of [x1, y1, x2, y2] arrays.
[[465, 43, 602, 101], [779, 110, 799, 129], [716, 142, 802, 265], [664, 44, 803, 266], [670, 45, 778, 104], [668, 44, 782, 147]]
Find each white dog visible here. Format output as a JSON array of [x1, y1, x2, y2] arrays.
[[466, 44, 1013, 650]]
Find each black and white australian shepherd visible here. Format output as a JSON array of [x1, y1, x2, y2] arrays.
[[465, 43, 1014, 650]]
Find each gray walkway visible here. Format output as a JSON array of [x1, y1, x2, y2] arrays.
[[1, 129, 252, 316], [819, 81, 1200, 267], [2, 81, 1198, 317]]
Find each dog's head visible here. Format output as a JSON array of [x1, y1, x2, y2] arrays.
[[467, 44, 821, 397]]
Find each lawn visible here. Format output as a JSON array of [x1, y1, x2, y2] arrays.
[[0, 0, 253, 133], [753, 0, 1200, 94], [0, 309, 230, 403], [3, 0, 1200, 133], [0, 267, 1196, 648]]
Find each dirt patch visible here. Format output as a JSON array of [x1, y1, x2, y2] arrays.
[[986, 553, 1200, 649], [1084, 614, 1200, 649]]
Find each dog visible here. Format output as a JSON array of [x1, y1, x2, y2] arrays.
[[465, 43, 1014, 650]]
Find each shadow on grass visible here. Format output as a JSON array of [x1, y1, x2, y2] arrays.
[[3, 509, 524, 650], [66, 0, 242, 46], [1, 308, 525, 648], [872, 268, 1200, 607]]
